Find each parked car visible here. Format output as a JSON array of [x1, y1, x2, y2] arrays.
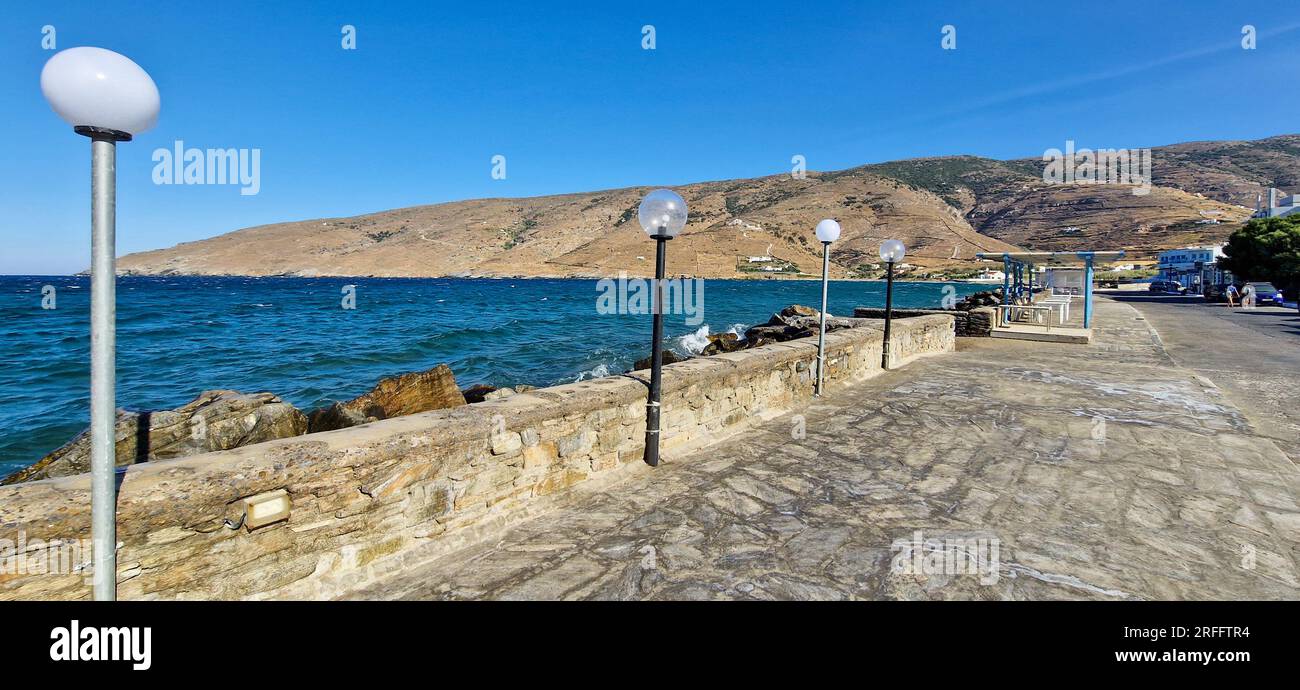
[[1148, 280, 1185, 294], [1244, 282, 1286, 306], [1202, 283, 1231, 302]]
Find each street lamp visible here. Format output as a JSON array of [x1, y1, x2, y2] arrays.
[[41, 47, 160, 602], [879, 239, 906, 369], [813, 219, 840, 396], [638, 188, 688, 467]]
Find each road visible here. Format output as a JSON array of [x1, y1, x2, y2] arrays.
[[1106, 291, 1300, 466]]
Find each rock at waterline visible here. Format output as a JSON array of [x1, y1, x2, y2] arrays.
[[952, 289, 1003, 311], [462, 383, 498, 404], [463, 383, 537, 404], [743, 323, 814, 342], [2, 390, 308, 485], [632, 350, 689, 371], [701, 332, 746, 356], [743, 304, 856, 343], [308, 363, 466, 432], [778, 304, 820, 320]]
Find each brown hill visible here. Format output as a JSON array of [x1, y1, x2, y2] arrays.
[[119, 135, 1298, 277], [118, 171, 1017, 279], [861, 149, 1258, 260]]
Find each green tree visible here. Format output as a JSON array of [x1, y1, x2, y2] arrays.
[[1219, 216, 1300, 295]]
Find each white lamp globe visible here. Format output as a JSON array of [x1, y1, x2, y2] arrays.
[[638, 189, 688, 238], [879, 239, 906, 263], [815, 219, 841, 243], [40, 47, 160, 137]]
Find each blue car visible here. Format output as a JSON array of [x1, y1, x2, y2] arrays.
[[1244, 282, 1286, 306]]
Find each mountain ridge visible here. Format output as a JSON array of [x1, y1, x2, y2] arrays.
[[117, 135, 1297, 279]]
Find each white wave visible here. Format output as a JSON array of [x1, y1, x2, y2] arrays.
[[677, 325, 712, 355], [574, 363, 612, 382]]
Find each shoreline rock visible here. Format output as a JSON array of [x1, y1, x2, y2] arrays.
[[2, 390, 308, 485], [633, 350, 688, 371], [307, 363, 466, 432], [952, 289, 1003, 311], [463, 383, 538, 404], [461, 384, 498, 404], [743, 304, 857, 343]]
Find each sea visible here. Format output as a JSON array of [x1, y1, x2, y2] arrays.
[[0, 275, 987, 475]]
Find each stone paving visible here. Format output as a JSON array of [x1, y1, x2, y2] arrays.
[[355, 298, 1300, 600]]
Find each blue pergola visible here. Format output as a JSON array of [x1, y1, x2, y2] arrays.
[[975, 250, 1125, 329]]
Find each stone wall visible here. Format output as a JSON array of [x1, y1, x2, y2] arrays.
[[0, 315, 954, 601], [853, 306, 996, 337]]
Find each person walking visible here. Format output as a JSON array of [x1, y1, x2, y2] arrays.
[[1225, 283, 1238, 307], [1241, 283, 1255, 309]]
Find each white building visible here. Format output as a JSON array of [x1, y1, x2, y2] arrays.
[[1157, 244, 1227, 290], [1253, 188, 1300, 218]]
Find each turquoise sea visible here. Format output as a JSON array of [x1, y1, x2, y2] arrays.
[[0, 276, 985, 474]]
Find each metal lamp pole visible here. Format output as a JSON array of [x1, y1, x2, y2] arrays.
[[812, 219, 840, 395], [86, 126, 130, 601], [644, 230, 669, 467], [815, 240, 831, 395], [42, 47, 160, 601], [881, 259, 895, 369]]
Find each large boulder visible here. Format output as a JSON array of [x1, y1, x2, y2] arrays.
[[741, 304, 856, 344], [308, 363, 466, 432], [701, 332, 745, 356], [743, 323, 813, 342], [3, 390, 308, 485], [777, 304, 820, 320]]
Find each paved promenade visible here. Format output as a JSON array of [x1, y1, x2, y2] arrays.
[[357, 298, 1300, 600]]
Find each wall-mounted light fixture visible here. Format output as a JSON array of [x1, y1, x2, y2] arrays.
[[237, 489, 291, 530]]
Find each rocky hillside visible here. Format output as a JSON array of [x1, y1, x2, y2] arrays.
[[860, 138, 1293, 258], [118, 172, 1018, 279], [118, 135, 1297, 277]]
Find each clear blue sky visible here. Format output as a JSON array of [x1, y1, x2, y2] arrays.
[[2, 0, 1297, 274]]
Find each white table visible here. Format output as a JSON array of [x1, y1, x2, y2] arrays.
[[998, 304, 1053, 327], [1040, 296, 1071, 324]]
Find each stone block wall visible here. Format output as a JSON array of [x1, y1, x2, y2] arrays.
[[0, 315, 953, 600], [853, 306, 996, 337]]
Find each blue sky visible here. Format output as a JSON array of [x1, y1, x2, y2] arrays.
[[2, 0, 1297, 274]]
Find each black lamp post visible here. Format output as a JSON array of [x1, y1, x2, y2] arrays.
[[878, 240, 906, 369], [637, 189, 688, 467]]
